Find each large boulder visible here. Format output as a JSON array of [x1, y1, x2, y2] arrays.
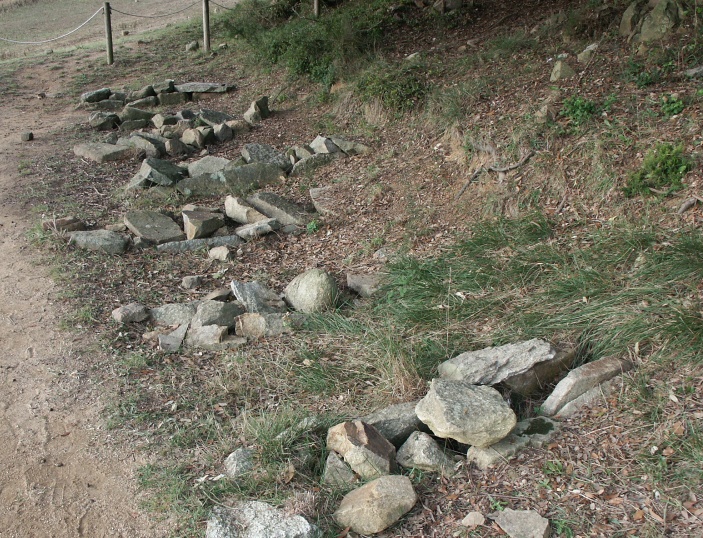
[[124, 210, 184, 245], [284, 269, 338, 313]]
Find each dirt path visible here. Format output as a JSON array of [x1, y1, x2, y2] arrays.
[[0, 50, 169, 538]]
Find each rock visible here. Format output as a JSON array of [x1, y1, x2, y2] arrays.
[[308, 186, 338, 216], [230, 280, 287, 314], [467, 417, 560, 470], [185, 324, 228, 349], [191, 300, 245, 329], [117, 133, 166, 158], [80, 87, 111, 103], [322, 451, 358, 488], [151, 113, 179, 129], [620, 2, 641, 36], [158, 323, 189, 353], [555, 378, 617, 418], [226, 119, 251, 136], [157, 93, 188, 107], [224, 195, 268, 224], [638, 0, 682, 42], [242, 101, 262, 125], [199, 108, 234, 127], [461, 511, 485, 528], [415, 379, 516, 448], [175, 176, 229, 197], [541, 357, 633, 416], [490, 509, 550, 538], [285, 269, 338, 313], [175, 82, 229, 93], [68, 230, 129, 254], [254, 96, 271, 118], [89, 111, 119, 130], [182, 275, 203, 289], [119, 119, 149, 132], [309, 135, 342, 155], [347, 273, 383, 298], [127, 96, 158, 108], [111, 303, 149, 323], [397, 431, 457, 475], [577, 43, 598, 63], [218, 163, 285, 195], [150, 303, 197, 326], [329, 136, 371, 155], [129, 157, 187, 189], [128, 85, 156, 100], [185, 40, 199, 52], [290, 153, 337, 177], [223, 448, 254, 479], [206, 502, 319, 538], [182, 210, 225, 240], [235, 218, 281, 240], [73, 142, 133, 163], [181, 128, 206, 149], [165, 138, 192, 157], [188, 156, 231, 178], [21, 132, 34, 142], [241, 143, 292, 173], [327, 420, 396, 479], [550, 60, 576, 82], [124, 210, 184, 245], [234, 312, 300, 338], [684, 65, 703, 78], [209, 245, 232, 261], [361, 401, 425, 448], [246, 192, 310, 227], [156, 235, 243, 253], [83, 100, 124, 112], [203, 287, 233, 302], [120, 106, 155, 122], [333, 475, 417, 535], [42, 216, 85, 233], [213, 123, 233, 142]]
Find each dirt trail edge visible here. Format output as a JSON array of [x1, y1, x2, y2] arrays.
[[0, 76, 168, 537]]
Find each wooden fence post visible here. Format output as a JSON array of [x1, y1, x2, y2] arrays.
[[104, 2, 113, 65], [313, 0, 320, 18], [202, 0, 211, 53]]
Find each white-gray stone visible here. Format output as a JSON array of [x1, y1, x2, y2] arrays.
[[185, 324, 228, 348], [81, 87, 111, 103], [309, 135, 341, 154], [213, 123, 233, 142], [206, 502, 319, 538], [149, 303, 197, 326], [490, 508, 550, 538], [397, 431, 457, 475], [322, 452, 358, 488], [361, 401, 425, 448], [199, 108, 234, 127], [285, 269, 338, 314], [461, 512, 485, 528], [124, 210, 185, 245], [191, 300, 246, 329], [158, 323, 189, 353], [209, 245, 232, 261], [224, 195, 268, 224], [329, 136, 371, 155], [111, 303, 149, 323], [235, 218, 281, 240], [550, 61, 576, 82], [327, 420, 396, 480], [309, 186, 337, 216], [347, 273, 383, 298], [72, 142, 133, 163], [183, 210, 225, 240], [68, 230, 130, 254], [223, 447, 254, 479], [555, 378, 616, 418], [290, 153, 337, 177], [156, 235, 243, 253], [231, 280, 287, 314], [218, 163, 285, 194], [128, 157, 186, 189], [241, 143, 292, 173], [246, 192, 310, 227], [182, 275, 204, 289]]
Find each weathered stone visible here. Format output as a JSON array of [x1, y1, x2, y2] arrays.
[[89, 111, 119, 130], [461, 512, 486, 528], [187, 156, 230, 178], [68, 230, 129, 254], [73, 142, 133, 163], [490, 509, 550, 538], [83, 100, 124, 112], [117, 133, 166, 158], [151, 113, 179, 129], [638, 0, 681, 42], [158, 323, 189, 353], [577, 43, 598, 63], [127, 96, 158, 108], [129, 157, 187, 189], [415, 379, 516, 447], [223, 448, 254, 479], [285, 269, 338, 314], [218, 163, 285, 195], [327, 420, 396, 479], [290, 153, 337, 177], [185, 324, 228, 348], [199, 108, 234, 127], [246, 192, 310, 227], [361, 401, 425, 448], [128, 85, 155, 101], [111, 303, 149, 323], [309, 135, 341, 155], [555, 378, 616, 418], [230, 280, 286, 314], [42, 216, 86, 233], [185, 40, 199, 52], [165, 138, 192, 157], [153, 79, 176, 94], [20, 132, 34, 142], [397, 431, 457, 475], [209, 246, 232, 261], [333, 475, 417, 535], [120, 106, 155, 122], [124, 210, 184, 245], [175, 176, 228, 197], [213, 123, 234, 142], [329, 136, 371, 155], [241, 143, 292, 173], [308, 186, 337, 216], [182, 275, 204, 289], [224, 195, 268, 224], [550, 60, 576, 82], [206, 503, 319, 538], [181, 128, 206, 149], [347, 273, 383, 298], [234, 312, 301, 338], [254, 96, 271, 118], [192, 300, 246, 329], [322, 451, 358, 488], [242, 101, 262, 125], [150, 303, 197, 326], [81, 87, 111, 103], [196, 126, 216, 145], [156, 235, 243, 253], [119, 119, 149, 132], [685, 65, 703, 78], [182, 210, 225, 240], [541, 357, 633, 416], [203, 287, 233, 302], [175, 82, 229, 93], [235, 218, 281, 240]]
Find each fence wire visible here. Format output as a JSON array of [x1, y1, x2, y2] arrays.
[[0, 7, 104, 44], [110, 1, 200, 19]]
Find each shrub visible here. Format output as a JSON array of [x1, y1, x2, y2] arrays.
[[560, 96, 597, 126], [624, 143, 692, 197], [661, 94, 684, 117], [356, 62, 429, 112]]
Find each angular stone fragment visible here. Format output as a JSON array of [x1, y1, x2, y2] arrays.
[[333, 475, 417, 535], [124, 210, 184, 244], [151, 113, 178, 129], [68, 230, 129, 254], [347, 273, 383, 298], [182, 275, 203, 289], [158, 92, 188, 106], [150, 303, 197, 326], [165, 137, 192, 157], [185, 324, 228, 348], [461, 512, 485, 528], [218, 163, 285, 194], [156, 235, 243, 253], [397, 431, 457, 475], [73, 142, 133, 163], [555, 378, 617, 418], [21, 132, 34, 142], [327, 420, 396, 479], [308, 186, 337, 216], [490, 508, 550, 538], [188, 156, 231, 178], [230, 280, 287, 314], [119, 119, 149, 132], [182, 210, 225, 240], [81, 87, 111, 103], [181, 128, 206, 149], [541, 357, 633, 416], [247, 192, 310, 227], [203, 287, 233, 302], [128, 85, 155, 101], [242, 101, 262, 125], [550, 60, 576, 81], [126, 96, 158, 109], [206, 502, 318, 538], [415, 379, 516, 448], [235, 218, 281, 240], [198, 108, 234, 127], [223, 447, 254, 479], [285, 269, 338, 313], [118, 132, 166, 158], [361, 401, 426, 448], [158, 323, 188, 353], [329, 136, 371, 155], [213, 122, 233, 142], [209, 245, 232, 261], [129, 157, 187, 189], [111, 303, 149, 323], [323, 451, 358, 488], [120, 106, 155, 122], [234, 312, 300, 338], [191, 300, 245, 329], [241, 143, 292, 173], [290, 153, 337, 177], [89, 111, 119, 130], [309, 135, 341, 154], [224, 195, 268, 224], [175, 82, 229, 93]]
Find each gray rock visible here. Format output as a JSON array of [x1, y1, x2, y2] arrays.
[[620, 2, 641, 37], [185, 40, 199, 52], [490, 509, 550, 538], [333, 475, 417, 535], [192, 300, 246, 329], [175, 176, 228, 197], [290, 153, 337, 177], [42, 216, 85, 233], [329, 136, 371, 155], [127, 96, 159, 108], [322, 452, 358, 488], [241, 143, 292, 173], [224, 195, 268, 224], [285, 269, 338, 313], [117, 133, 164, 158], [461, 512, 486, 528], [577, 43, 598, 63], [175, 82, 228, 93], [156, 235, 244, 253], [124, 210, 185, 245], [119, 119, 150, 132], [120, 106, 155, 122], [230, 280, 287, 314], [226, 119, 251, 136], [555, 379, 616, 418], [550, 61, 576, 82], [159, 93, 188, 106], [128, 85, 156, 100], [181, 128, 206, 149], [223, 447, 254, 479], [73, 142, 133, 163], [218, 163, 285, 195], [80, 87, 111, 103], [183, 210, 225, 240], [206, 502, 319, 538], [361, 401, 425, 448], [327, 420, 396, 480], [415, 379, 517, 448], [68, 229, 129, 254], [111, 303, 149, 323], [129, 157, 187, 189], [89, 111, 119, 130], [638, 0, 681, 42], [21, 132, 34, 142], [83, 99, 124, 112], [187, 155, 231, 178], [308, 186, 337, 216], [234, 312, 300, 338], [309, 135, 341, 155], [347, 273, 383, 298], [203, 287, 233, 302], [153, 79, 176, 94], [182, 275, 204, 289], [541, 357, 633, 416], [209, 246, 232, 261], [213, 123, 233, 143], [151, 113, 179, 129], [397, 431, 457, 475], [165, 138, 192, 157], [199, 108, 234, 127], [185, 324, 228, 348], [158, 323, 189, 353], [150, 303, 197, 326], [246, 192, 310, 227], [685, 65, 703, 78], [235, 218, 281, 240], [197, 126, 216, 145]]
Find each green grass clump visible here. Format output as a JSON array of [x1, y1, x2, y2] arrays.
[[624, 143, 692, 197], [661, 94, 684, 117], [560, 96, 597, 126], [356, 61, 429, 112]]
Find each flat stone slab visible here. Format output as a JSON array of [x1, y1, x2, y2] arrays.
[[218, 163, 285, 194], [230, 280, 287, 314], [235, 218, 281, 240], [68, 230, 129, 254], [187, 155, 231, 178], [182, 210, 225, 240], [73, 143, 133, 163], [158, 324, 188, 353], [124, 210, 185, 244], [191, 300, 245, 329], [234, 312, 301, 338], [150, 303, 197, 326], [206, 502, 318, 538], [361, 401, 426, 448], [246, 192, 310, 226], [327, 420, 396, 480], [490, 509, 550, 538], [241, 143, 292, 173], [156, 235, 244, 253], [175, 82, 229, 93], [224, 195, 268, 224], [309, 185, 338, 216], [198, 108, 233, 127], [347, 273, 383, 298], [290, 153, 336, 177]]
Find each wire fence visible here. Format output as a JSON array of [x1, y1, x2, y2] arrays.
[[0, 6, 104, 44], [110, 1, 200, 20]]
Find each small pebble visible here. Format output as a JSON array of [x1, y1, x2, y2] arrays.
[[21, 132, 34, 142]]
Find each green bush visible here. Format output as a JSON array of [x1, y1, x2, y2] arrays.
[[661, 94, 684, 117], [624, 143, 692, 197], [560, 96, 597, 126], [356, 62, 429, 112]]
